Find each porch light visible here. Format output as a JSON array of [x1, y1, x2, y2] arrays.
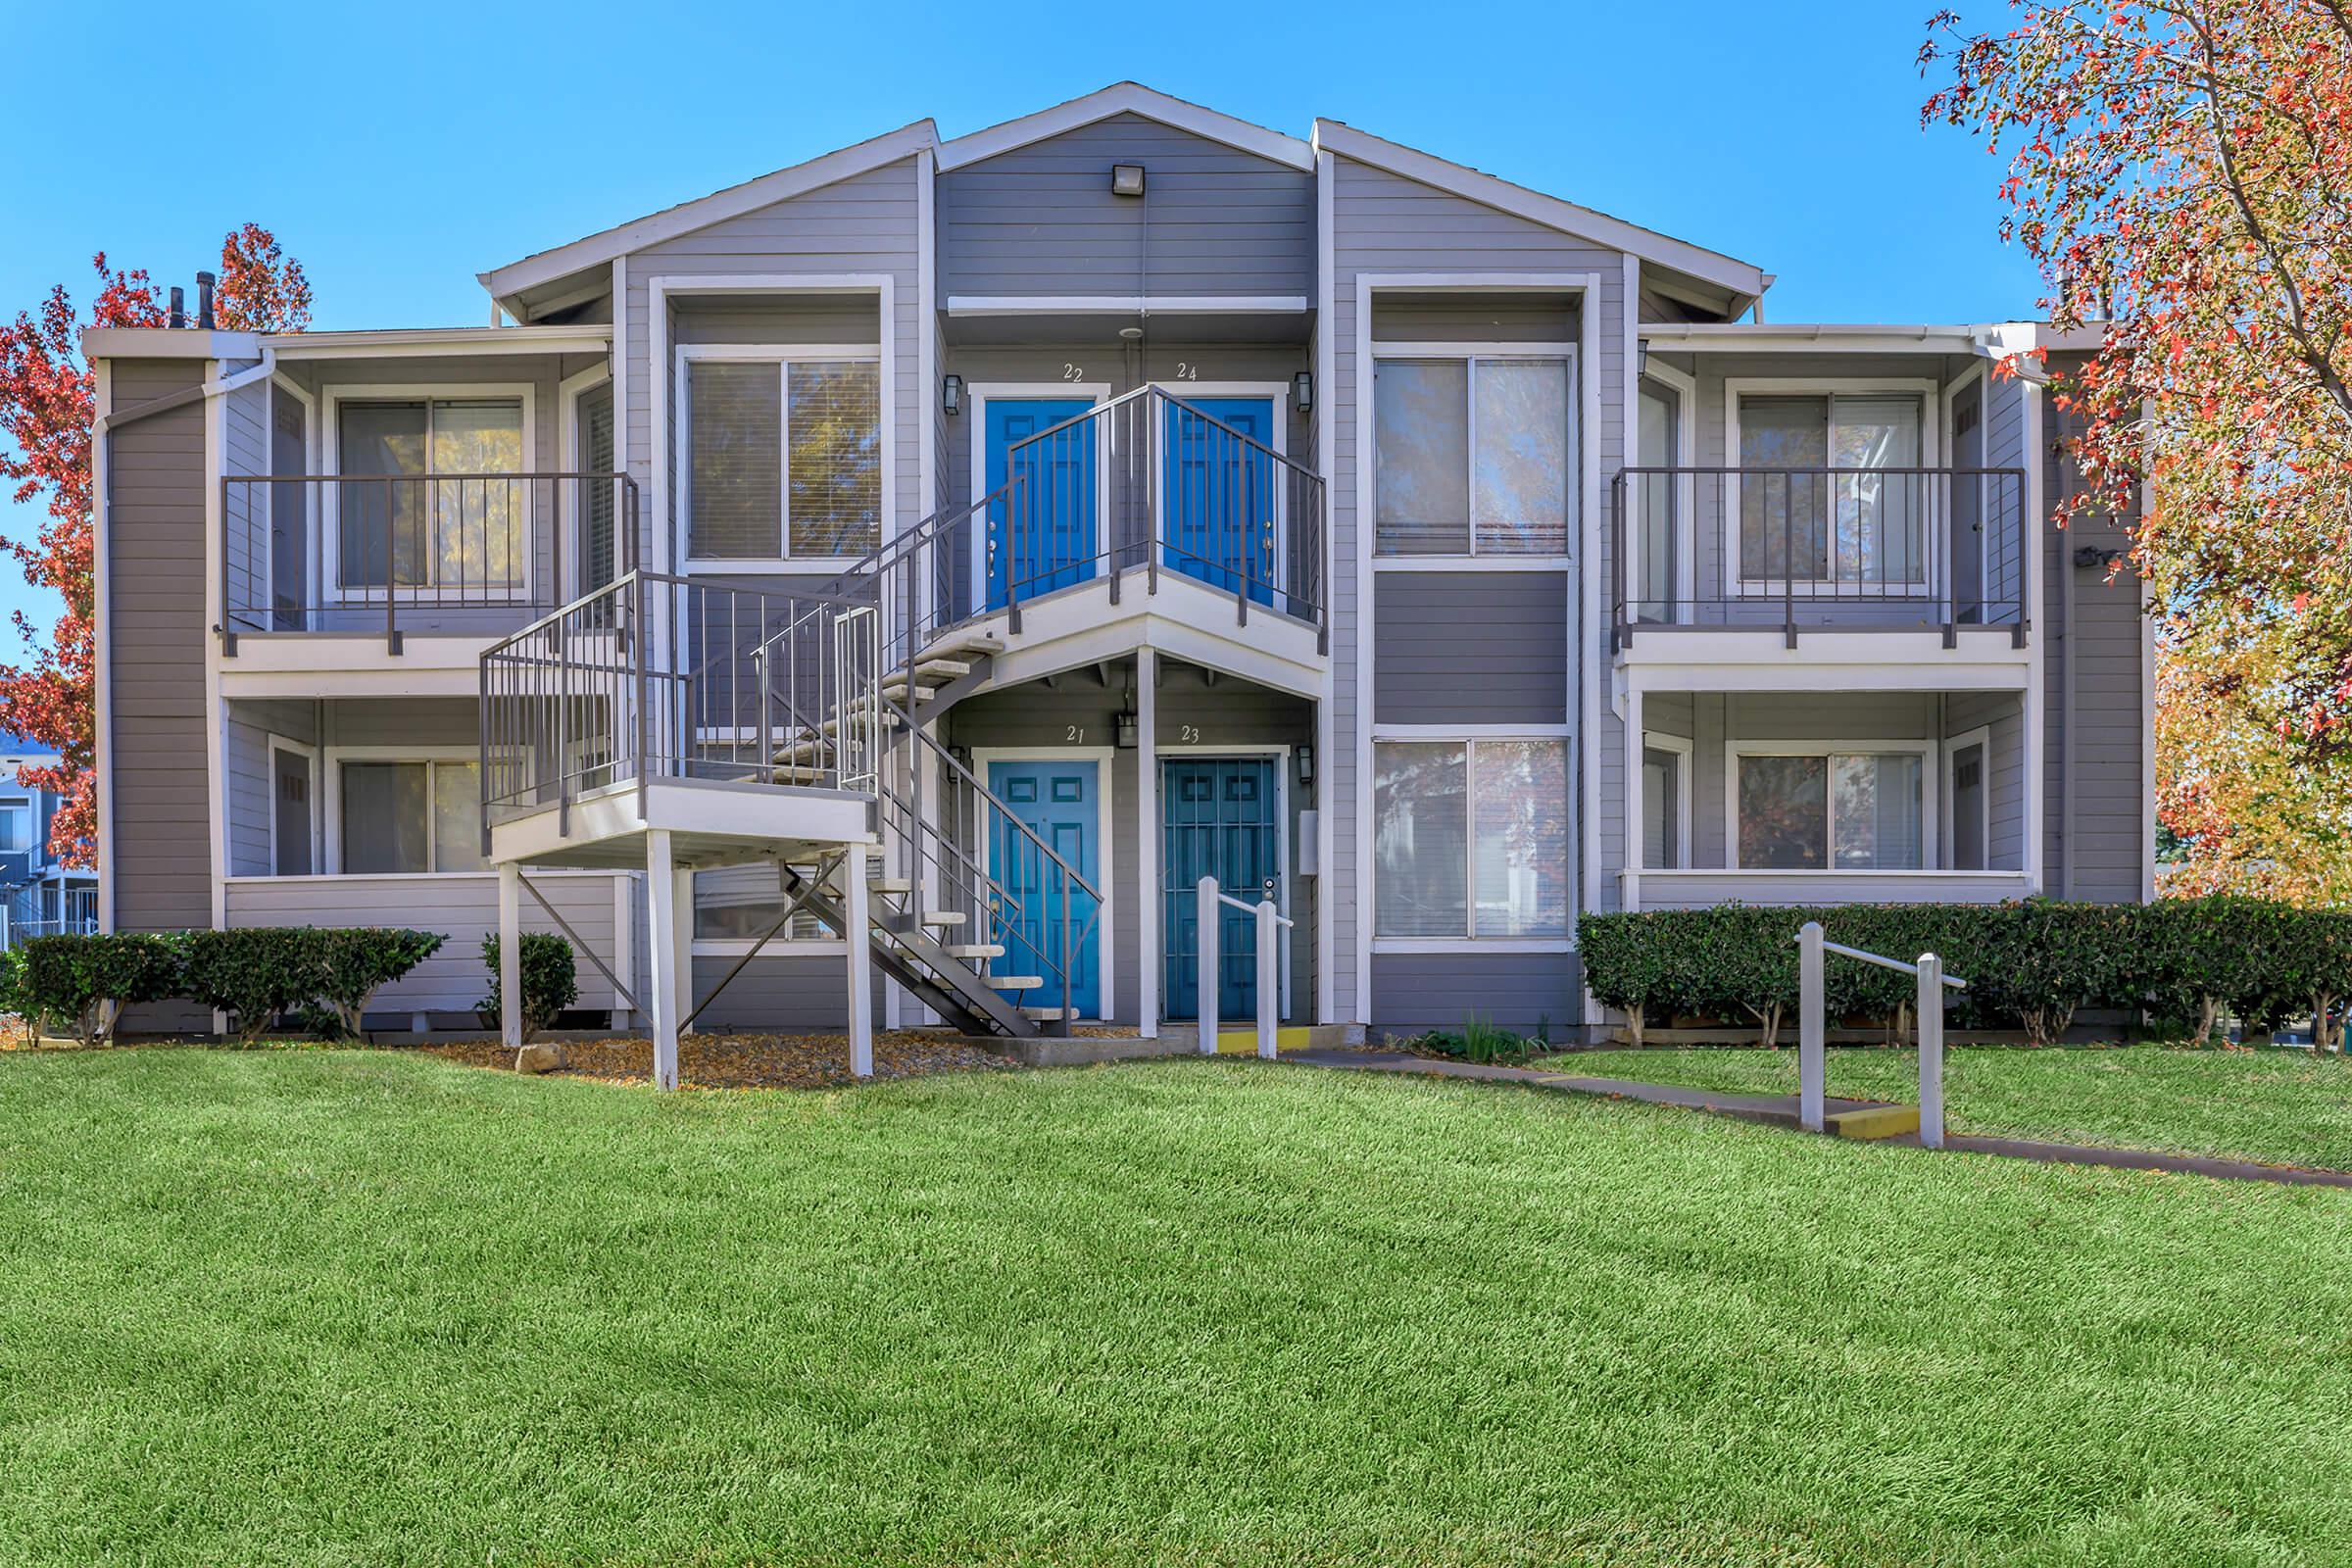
[[1637, 338, 1650, 377], [1297, 744, 1314, 786], [941, 374, 963, 416], [1292, 370, 1313, 413], [1109, 163, 1146, 197], [1115, 709, 1140, 749]]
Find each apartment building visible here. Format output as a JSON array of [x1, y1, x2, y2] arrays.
[[84, 84, 2150, 1066]]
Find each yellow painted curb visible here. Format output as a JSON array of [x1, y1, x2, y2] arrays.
[[1215, 1026, 1312, 1055], [1828, 1104, 1922, 1141]]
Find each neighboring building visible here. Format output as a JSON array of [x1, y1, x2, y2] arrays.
[[83, 84, 2151, 1056], [0, 735, 97, 948]]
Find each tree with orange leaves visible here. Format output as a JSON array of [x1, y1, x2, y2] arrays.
[[1923, 1, 2352, 901], [0, 229, 310, 867]]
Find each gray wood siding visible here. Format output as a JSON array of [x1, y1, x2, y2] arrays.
[[222, 870, 626, 1015], [1946, 690, 2027, 872], [225, 699, 318, 876], [939, 115, 1313, 299], [689, 956, 877, 1032], [1369, 951, 1583, 1037], [1331, 155, 1627, 999], [2044, 358, 2148, 903], [1374, 572, 1568, 724], [105, 359, 212, 934], [620, 159, 921, 579]]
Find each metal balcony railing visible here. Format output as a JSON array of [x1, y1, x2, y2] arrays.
[[220, 472, 640, 653], [1610, 466, 2030, 649]]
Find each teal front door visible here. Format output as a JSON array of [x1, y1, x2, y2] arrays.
[[987, 758, 1102, 1017], [1161, 757, 1281, 1020], [985, 398, 1097, 610], [1162, 396, 1277, 605]]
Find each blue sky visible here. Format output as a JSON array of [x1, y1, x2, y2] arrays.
[[0, 0, 2037, 640]]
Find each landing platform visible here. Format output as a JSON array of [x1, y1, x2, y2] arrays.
[[489, 775, 875, 871]]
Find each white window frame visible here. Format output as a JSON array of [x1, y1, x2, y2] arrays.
[[323, 745, 486, 876], [1629, 362, 1698, 621], [0, 796, 33, 858], [689, 860, 850, 957], [320, 383, 537, 605], [1369, 342, 1579, 565], [1638, 731, 1693, 871], [1943, 723, 1993, 872], [1369, 727, 1574, 953], [266, 735, 319, 877], [1725, 738, 1940, 872], [964, 381, 1112, 607], [1724, 377, 1941, 598], [559, 364, 616, 599], [676, 343, 885, 571]]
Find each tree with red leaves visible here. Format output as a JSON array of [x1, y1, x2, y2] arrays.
[[0, 230, 310, 868], [1923, 2, 2352, 901]]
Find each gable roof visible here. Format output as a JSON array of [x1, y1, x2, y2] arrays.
[[478, 118, 940, 306], [1310, 119, 1769, 307], [935, 81, 1313, 172]]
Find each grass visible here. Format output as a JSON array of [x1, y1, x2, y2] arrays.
[[0, 1050, 2348, 1566], [1561, 1044, 2352, 1173]]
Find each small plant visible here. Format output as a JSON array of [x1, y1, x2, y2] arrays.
[[476, 932, 578, 1044], [1459, 1013, 1523, 1066]]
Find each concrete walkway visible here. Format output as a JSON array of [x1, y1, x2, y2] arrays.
[[1284, 1048, 2352, 1191]]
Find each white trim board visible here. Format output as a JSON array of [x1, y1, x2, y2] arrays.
[[946, 296, 1311, 317], [937, 83, 1311, 172], [1636, 730, 1694, 871]]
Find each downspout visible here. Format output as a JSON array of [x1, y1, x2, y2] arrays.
[[2055, 407, 2075, 900]]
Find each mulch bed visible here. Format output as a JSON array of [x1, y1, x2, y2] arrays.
[[421, 1031, 1021, 1091]]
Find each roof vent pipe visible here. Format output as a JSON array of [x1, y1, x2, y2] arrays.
[[167, 286, 186, 330], [195, 271, 217, 330]]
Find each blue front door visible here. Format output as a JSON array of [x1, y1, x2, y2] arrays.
[[985, 399, 1097, 611], [1161, 757, 1281, 1020], [1163, 396, 1277, 605], [987, 759, 1102, 1018]]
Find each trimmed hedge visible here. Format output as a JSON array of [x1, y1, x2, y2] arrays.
[[11, 927, 443, 1044], [1578, 896, 2352, 1049], [475, 932, 578, 1044]]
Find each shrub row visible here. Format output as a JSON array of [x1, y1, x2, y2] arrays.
[[1, 925, 584, 1047], [1577, 897, 2352, 1048]]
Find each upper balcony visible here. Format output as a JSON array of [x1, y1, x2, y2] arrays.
[[1609, 464, 2031, 671]]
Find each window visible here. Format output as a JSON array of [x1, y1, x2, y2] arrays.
[[1950, 738, 1988, 870], [1737, 392, 1923, 587], [684, 355, 880, 561], [336, 398, 524, 592], [1734, 749, 1927, 870], [693, 863, 836, 943], [339, 760, 485, 873], [1634, 378, 1680, 621], [1641, 743, 1687, 869], [0, 801, 30, 855], [1375, 355, 1573, 555], [1374, 738, 1568, 939]]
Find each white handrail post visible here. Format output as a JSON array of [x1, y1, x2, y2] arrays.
[[1918, 953, 1945, 1150], [1255, 899, 1278, 1059], [1198, 876, 1218, 1055], [1798, 920, 1825, 1132]]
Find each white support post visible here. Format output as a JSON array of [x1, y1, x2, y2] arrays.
[[1198, 875, 1218, 1056], [645, 828, 679, 1091], [497, 861, 523, 1057], [1255, 899, 1278, 1059], [1136, 648, 1159, 1038], [1798, 920, 1825, 1133], [845, 852, 873, 1078], [1918, 953, 1945, 1150], [671, 866, 696, 1038]]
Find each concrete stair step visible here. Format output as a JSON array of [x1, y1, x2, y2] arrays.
[[918, 910, 966, 929], [946, 943, 1005, 961], [867, 876, 913, 895], [985, 975, 1045, 991], [1022, 1004, 1078, 1022]]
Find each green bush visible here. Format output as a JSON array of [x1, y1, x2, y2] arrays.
[[476, 932, 577, 1044], [182, 928, 327, 1042], [1578, 899, 2352, 1049], [310, 928, 445, 1038], [16, 932, 187, 1045]]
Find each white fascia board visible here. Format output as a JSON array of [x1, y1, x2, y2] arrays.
[[945, 295, 1311, 316], [478, 120, 940, 300], [936, 82, 1312, 172], [1642, 322, 1984, 355], [1310, 120, 1769, 301], [266, 325, 612, 360], [79, 327, 259, 361]]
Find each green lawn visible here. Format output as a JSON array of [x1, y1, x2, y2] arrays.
[[1560, 1045, 2352, 1173], [2, 1051, 2349, 1567]]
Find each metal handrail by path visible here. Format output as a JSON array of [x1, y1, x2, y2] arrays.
[[1197, 876, 1294, 1061], [1795, 921, 1970, 1149], [1610, 465, 2030, 650]]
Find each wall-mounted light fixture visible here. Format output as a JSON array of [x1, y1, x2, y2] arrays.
[[1109, 164, 1147, 197], [1293, 370, 1314, 413], [1115, 708, 1140, 749], [1637, 338, 1650, 378], [1297, 744, 1315, 787], [941, 374, 963, 416]]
